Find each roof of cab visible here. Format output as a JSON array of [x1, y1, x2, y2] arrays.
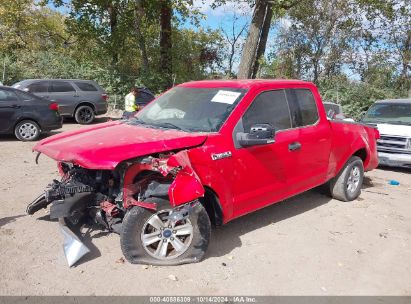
[[179, 79, 313, 89]]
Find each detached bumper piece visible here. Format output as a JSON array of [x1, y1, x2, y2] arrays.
[[59, 218, 90, 267], [26, 194, 50, 215]]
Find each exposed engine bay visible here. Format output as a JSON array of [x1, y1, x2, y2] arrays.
[[27, 150, 206, 266]]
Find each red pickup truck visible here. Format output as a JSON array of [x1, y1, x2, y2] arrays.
[[27, 80, 379, 266]]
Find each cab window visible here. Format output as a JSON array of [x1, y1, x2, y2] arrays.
[[286, 89, 319, 127], [242, 90, 292, 132]]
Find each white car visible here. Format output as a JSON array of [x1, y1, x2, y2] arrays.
[[361, 99, 411, 168]]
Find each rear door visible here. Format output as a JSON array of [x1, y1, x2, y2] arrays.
[[0, 89, 22, 133], [284, 88, 332, 191], [48, 81, 78, 116]]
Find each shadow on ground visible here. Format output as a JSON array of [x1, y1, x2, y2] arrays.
[[206, 189, 332, 259], [0, 214, 26, 228]]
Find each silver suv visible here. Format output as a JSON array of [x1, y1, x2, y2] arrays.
[[12, 79, 108, 124]]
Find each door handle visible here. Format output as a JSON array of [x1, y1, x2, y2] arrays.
[[288, 142, 302, 151]]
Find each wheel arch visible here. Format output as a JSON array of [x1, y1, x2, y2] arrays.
[[14, 117, 42, 131], [199, 186, 224, 226], [73, 101, 96, 116], [353, 147, 367, 163]]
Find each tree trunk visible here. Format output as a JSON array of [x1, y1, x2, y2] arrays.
[[134, 0, 149, 73], [251, 2, 273, 79], [159, 0, 173, 89], [107, 4, 118, 65], [237, 0, 267, 79]]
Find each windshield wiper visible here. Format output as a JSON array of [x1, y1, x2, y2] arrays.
[[152, 122, 191, 132], [127, 117, 148, 125]]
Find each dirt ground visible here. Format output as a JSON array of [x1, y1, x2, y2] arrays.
[[0, 118, 410, 296]]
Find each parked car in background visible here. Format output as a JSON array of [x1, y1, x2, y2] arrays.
[[323, 101, 346, 120], [136, 87, 155, 108], [12, 79, 108, 124], [28, 80, 379, 267], [0, 86, 62, 141], [361, 99, 411, 168]]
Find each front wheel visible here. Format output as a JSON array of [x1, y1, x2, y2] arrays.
[[329, 156, 364, 201], [120, 198, 211, 266]]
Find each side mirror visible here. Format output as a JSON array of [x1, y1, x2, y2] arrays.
[[237, 123, 275, 147]]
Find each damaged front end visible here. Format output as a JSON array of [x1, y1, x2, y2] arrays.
[[27, 150, 205, 267]]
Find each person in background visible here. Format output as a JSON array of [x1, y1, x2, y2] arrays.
[[123, 87, 139, 119]]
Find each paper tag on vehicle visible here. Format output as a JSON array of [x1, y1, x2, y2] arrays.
[[211, 90, 241, 104]]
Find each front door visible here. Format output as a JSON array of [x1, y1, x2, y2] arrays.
[[229, 89, 299, 218], [0, 89, 21, 133]]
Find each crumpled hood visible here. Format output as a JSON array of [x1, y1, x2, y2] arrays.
[[34, 121, 208, 169]]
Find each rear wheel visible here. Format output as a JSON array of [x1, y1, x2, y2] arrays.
[[329, 156, 364, 201], [14, 120, 40, 141], [121, 198, 211, 265], [74, 105, 95, 124]]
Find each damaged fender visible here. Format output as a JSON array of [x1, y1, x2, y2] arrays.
[[166, 151, 205, 206], [123, 150, 205, 210]]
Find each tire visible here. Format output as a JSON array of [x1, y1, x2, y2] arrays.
[[329, 156, 364, 202], [74, 105, 95, 124], [14, 120, 41, 141], [121, 197, 211, 266]]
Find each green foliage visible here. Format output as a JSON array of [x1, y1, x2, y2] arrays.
[[318, 76, 408, 120], [1, 0, 225, 95]]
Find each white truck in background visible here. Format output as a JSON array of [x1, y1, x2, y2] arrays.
[[361, 99, 411, 168]]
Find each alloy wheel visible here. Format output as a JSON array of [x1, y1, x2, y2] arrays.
[[140, 209, 194, 260], [347, 166, 361, 193]]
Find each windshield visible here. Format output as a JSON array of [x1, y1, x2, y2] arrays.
[[362, 103, 411, 125], [132, 86, 247, 132]]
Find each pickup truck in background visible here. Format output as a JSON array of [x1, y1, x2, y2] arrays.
[[361, 99, 411, 168], [27, 80, 379, 267]]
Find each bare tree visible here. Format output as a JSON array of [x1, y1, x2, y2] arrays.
[[237, 0, 300, 79], [237, 0, 267, 79], [220, 11, 248, 77]]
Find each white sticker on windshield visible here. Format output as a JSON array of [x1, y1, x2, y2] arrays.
[[211, 90, 241, 104]]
